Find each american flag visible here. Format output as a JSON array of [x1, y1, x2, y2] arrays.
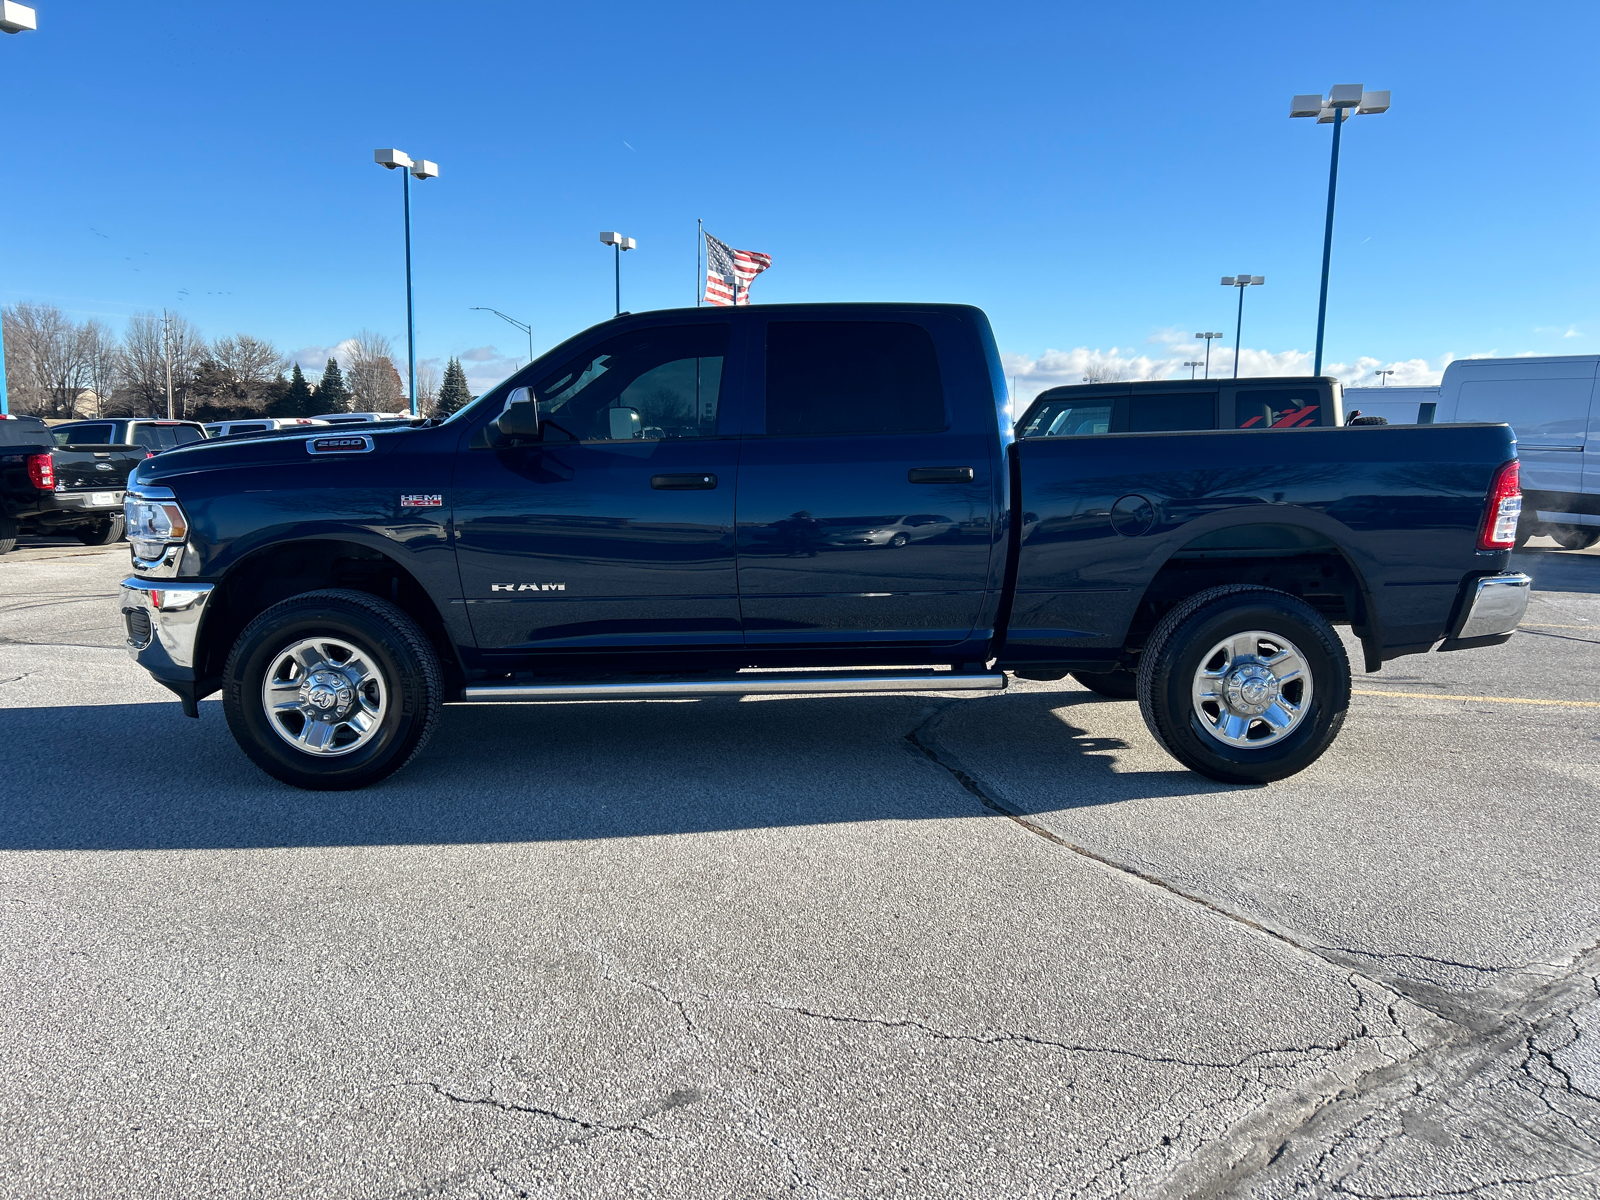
[[703, 231, 772, 306]]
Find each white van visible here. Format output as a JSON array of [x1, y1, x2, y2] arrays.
[[1349, 355, 1597, 549]]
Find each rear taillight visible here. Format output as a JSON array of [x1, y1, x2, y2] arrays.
[[1478, 459, 1521, 550], [25, 453, 54, 490]]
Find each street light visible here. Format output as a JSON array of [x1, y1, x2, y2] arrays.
[[375, 148, 441, 416], [1374, 368, 1395, 387], [471, 307, 534, 370], [1183, 360, 1203, 380], [1291, 84, 1390, 376], [0, 3, 36, 33], [1221, 277, 1264, 379], [1194, 331, 1224, 380], [0, 2, 36, 414], [600, 232, 636, 317]]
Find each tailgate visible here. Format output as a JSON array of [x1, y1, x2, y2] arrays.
[[51, 445, 142, 494]]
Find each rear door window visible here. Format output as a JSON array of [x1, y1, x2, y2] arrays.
[[55, 423, 116, 446], [765, 321, 945, 436], [1235, 388, 1323, 429], [1127, 392, 1216, 432], [172, 425, 206, 444]]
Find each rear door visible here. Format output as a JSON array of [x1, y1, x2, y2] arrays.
[[453, 319, 743, 652], [734, 315, 999, 648]]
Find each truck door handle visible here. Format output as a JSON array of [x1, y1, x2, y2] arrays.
[[651, 473, 718, 490], [908, 466, 974, 484]]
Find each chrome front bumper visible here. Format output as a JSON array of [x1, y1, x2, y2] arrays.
[[1455, 572, 1531, 640], [119, 578, 214, 672]]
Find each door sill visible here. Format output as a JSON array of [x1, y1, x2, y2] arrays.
[[456, 669, 1006, 703]]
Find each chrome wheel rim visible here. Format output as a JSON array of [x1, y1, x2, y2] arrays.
[[1190, 630, 1312, 749], [261, 636, 387, 756]]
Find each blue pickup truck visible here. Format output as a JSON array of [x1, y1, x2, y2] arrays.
[[119, 304, 1529, 790]]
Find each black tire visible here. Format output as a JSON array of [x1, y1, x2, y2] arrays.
[[223, 589, 442, 790], [1136, 585, 1350, 785], [1549, 526, 1600, 551], [1070, 668, 1139, 700], [0, 516, 16, 556], [76, 515, 125, 546]]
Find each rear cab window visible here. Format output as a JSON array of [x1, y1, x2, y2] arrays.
[[765, 321, 945, 436], [1232, 387, 1326, 429]]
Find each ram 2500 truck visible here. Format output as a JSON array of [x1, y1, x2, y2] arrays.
[[118, 304, 1529, 791]]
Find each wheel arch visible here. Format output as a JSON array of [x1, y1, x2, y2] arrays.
[[194, 537, 463, 694], [1127, 517, 1383, 673]]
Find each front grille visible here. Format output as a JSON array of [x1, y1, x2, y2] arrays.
[[123, 607, 152, 649]]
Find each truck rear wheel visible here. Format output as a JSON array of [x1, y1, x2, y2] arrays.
[[1137, 585, 1349, 785], [0, 517, 16, 555], [223, 589, 442, 791], [76, 515, 125, 546], [1070, 668, 1139, 700]]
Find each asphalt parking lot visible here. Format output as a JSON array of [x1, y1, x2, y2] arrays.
[[2, 540, 1598, 1199]]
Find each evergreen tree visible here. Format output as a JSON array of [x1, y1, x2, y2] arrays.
[[434, 357, 472, 418], [315, 356, 351, 414], [270, 364, 313, 418]]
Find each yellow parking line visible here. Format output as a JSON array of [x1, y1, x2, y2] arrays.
[[1352, 689, 1600, 709]]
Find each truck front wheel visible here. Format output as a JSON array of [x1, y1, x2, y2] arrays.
[[223, 589, 442, 791], [1137, 586, 1349, 784]]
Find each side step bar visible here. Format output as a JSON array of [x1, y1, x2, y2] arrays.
[[458, 670, 1007, 703]]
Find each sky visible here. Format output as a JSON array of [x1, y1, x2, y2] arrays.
[[4, 1, 1598, 408]]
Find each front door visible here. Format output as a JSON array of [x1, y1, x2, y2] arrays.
[[734, 317, 998, 648], [454, 320, 742, 653]]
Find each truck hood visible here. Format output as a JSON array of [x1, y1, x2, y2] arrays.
[[131, 424, 416, 489]]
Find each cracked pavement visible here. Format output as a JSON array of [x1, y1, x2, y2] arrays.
[[1, 541, 1597, 1198]]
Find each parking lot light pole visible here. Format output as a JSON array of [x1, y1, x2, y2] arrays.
[[600, 232, 636, 316], [471, 307, 534, 369], [1291, 86, 1390, 376], [1374, 368, 1394, 387], [375, 149, 440, 416], [1221, 277, 1263, 379], [1194, 331, 1224, 380], [0, 2, 38, 414], [1183, 360, 1203, 380]]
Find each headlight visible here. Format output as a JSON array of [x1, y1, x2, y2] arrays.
[[125, 486, 189, 564]]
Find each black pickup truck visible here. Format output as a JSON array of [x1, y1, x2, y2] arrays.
[[119, 304, 1528, 791], [0, 415, 145, 553]]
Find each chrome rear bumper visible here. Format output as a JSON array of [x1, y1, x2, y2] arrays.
[[1454, 572, 1531, 640]]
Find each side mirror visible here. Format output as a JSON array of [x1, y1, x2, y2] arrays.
[[608, 407, 641, 440], [494, 387, 540, 438]]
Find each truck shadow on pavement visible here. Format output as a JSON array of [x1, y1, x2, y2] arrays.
[[0, 690, 1224, 851]]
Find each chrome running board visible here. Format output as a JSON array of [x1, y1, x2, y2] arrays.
[[458, 670, 1006, 703]]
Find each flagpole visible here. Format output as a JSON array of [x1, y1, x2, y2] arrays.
[[696, 218, 703, 307]]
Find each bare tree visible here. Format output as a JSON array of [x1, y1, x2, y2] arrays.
[[414, 360, 441, 413], [84, 320, 121, 417], [212, 333, 286, 384], [344, 329, 405, 411], [1, 302, 98, 417], [120, 313, 168, 411], [1080, 358, 1137, 384]]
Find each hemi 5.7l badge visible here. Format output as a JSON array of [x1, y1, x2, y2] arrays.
[[400, 494, 443, 507]]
